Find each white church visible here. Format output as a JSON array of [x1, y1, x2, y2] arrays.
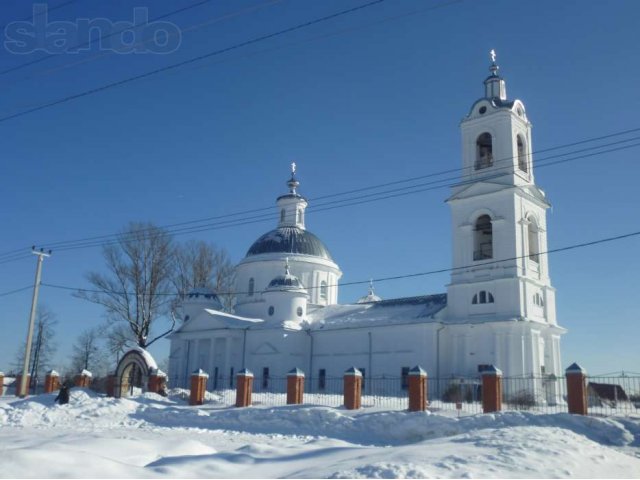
[[168, 54, 566, 400]]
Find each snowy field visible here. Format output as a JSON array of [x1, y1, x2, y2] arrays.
[[1, 389, 640, 478]]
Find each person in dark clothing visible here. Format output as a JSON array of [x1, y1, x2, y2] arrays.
[[55, 384, 70, 405]]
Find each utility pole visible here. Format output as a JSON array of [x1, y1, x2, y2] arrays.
[[19, 248, 50, 398]]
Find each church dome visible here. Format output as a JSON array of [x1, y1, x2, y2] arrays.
[[184, 287, 223, 310], [246, 226, 334, 261]]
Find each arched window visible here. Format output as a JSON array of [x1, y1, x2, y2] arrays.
[[475, 133, 493, 170], [320, 281, 328, 300], [248, 278, 255, 296], [280, 209, 286, 223], [517, 135, 528, 173], [472, 290, 494, 304], [474, 215, 493, 260], [297, 209, 303, 225], [528, 217, 540, 263]]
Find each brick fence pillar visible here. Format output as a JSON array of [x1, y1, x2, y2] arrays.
[[74, 369, 92, 388], [566, 363, 588, 415], [0, 372, 4, 396], [190, 369, 208, 406], [408, 365, 428, 412], [15, 374, 31, 397], [106, 374, 117, 397], [343, 367, 362, 410], [287, 368, 305, 405], [235, 368, 254, 408], [148, 370, 167, 395], [44, 370, 60, 393], [481, 365, 503, 413]]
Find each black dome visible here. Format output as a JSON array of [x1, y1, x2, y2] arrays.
[[246, 226, 334, 261]]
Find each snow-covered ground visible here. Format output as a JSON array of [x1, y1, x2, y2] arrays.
[[1, 389, 639, 478]]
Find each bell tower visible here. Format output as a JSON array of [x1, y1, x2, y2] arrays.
[[446, 51, 559, 330]]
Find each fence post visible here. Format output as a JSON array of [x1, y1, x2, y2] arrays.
[[0, 372, 4, 396], [287, 368, 305, 405], [235, 368, 254, 408], [74, 369, 92, 388], [565, 363, 588, 415], [148, 369, 167, 395], [44, 370, 60, 393], [190, 369, 208, 406], [343, 367, 362, 410], [15, 374, 31, 397], [481, 365, 503, 413], [408, 365, 428, 412]]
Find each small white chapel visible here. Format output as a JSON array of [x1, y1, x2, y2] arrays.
[[167, 53, 566, 400]]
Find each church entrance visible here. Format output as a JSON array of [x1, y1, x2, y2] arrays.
[[114, 349, 156, 398]]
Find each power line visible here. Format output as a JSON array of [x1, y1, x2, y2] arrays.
[[0, 133, 638, 265], [0, 0, 285, 86], [1, 125, 638, 261], [0, 0, 387, 124], [0, 285, 33, 298], [0, 0, 213, 76], [37, 228, 640, 297], [0, 0, 78, 31]]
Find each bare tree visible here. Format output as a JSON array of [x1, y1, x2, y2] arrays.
[[14, 306, 57, 389], [172, 240, 236, 313], [70, 328, 103, 374], [76, 222, 175, 348]]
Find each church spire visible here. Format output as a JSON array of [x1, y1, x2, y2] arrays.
[[484, 49, 507, 101], [277, 163, 308, 230]]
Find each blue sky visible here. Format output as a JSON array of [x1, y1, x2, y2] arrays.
[[1, 0, 638, 376]]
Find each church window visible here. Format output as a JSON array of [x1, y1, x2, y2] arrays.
[[248, 278, 255, 296], [296, 306, 303, 317], [517, 134, 528, 173], [473, 215, 493, 260], [229, 367, 234, 388], [318, 369, 326, 390], [479, 106, 487, 115], [280, 209, 285, 223], [268, 305, 274, 316], [320, 281, 328, 300], [475, 132, 493, 170], [401, 366, 410, 390], [534, 292, 544, 307], [262, 367, 269, 389], [528, 217, 540, 263], [298, 208, 304, 225], [472, 290, 494, 304]]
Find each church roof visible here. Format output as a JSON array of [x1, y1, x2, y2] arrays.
[[309, 294, 447, 330], [246, 226, 334, 261]]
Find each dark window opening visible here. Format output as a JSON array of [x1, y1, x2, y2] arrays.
[[229, 367, 234, 388], [262, 367, 269, 389], [475, 132, 493, 170], [517, 135, 528, 173], [474, 215, 493, 260]]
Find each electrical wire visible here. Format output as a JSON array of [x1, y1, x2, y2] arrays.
[[0, 0, 214, 76], [0, 0, 387, 124], [1, 125, 638, 261], [36, 228, 640, 297]]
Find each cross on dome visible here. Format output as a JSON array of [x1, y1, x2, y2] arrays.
[[490, 49, 496, 63], [287, 162, 300, 194]]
